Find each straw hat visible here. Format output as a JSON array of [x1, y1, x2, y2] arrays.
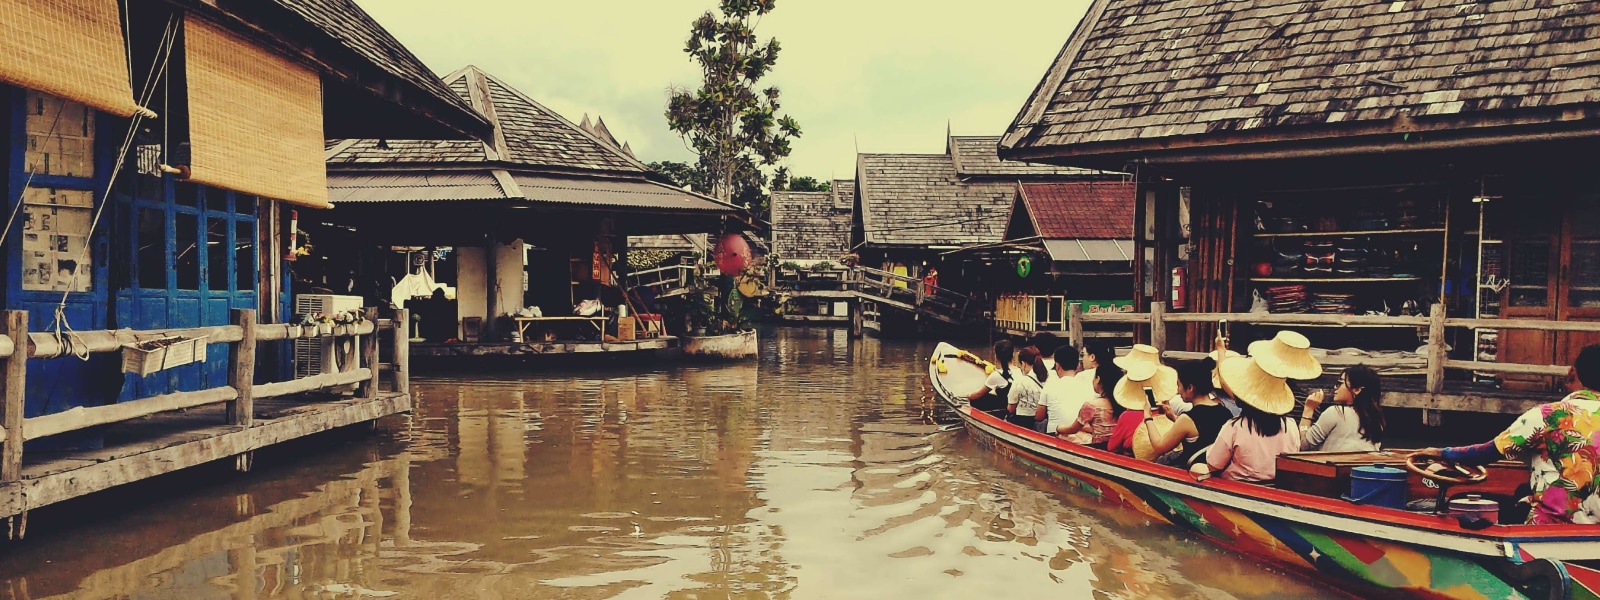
[[1113, 344, 1162, 371], [1217, 356, 1294, 415], [1112, 361, 1179, 411], [1207, 349, 1242, 362], [1248, 331, 1323, 380], [1132, 415, 1176, 461]]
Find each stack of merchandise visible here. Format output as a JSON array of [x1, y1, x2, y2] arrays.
[[1309, 292, 1356, 314], [1265, 285, 1308, 313]]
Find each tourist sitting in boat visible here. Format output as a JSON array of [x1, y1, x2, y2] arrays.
[[1413, 344, 1600, 525], [1165, 349, 1242, 419], [1056, 363, 1123, 450], [1044, 344, 1097, 444], [1008, 347, 1049, 431], [1106, 345, 1179, 457], [1190, 356, 1301, 484], [1299, 365, 1385, 452], [1142, 358, 1234, 466], [1032, 332, 1060, 380], [966, 340, 1015, 417]]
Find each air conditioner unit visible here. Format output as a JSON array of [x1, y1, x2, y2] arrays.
[[294, 294, 365, 379]]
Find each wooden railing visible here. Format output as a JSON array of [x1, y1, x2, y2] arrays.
[[0, 307, 410, 483], [624, 263, 697, 298], [1064, 302, 1595, 395]]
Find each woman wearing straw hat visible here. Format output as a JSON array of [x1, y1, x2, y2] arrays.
[[1145, 358, 1235, 466], [1190, 356, 1301, 484], [1108, 348, 1179, 458]]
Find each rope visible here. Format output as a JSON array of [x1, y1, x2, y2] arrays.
[[50, 15, 178, 356]]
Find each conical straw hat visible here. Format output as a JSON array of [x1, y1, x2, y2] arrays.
[[1207, 349, 1241, 389], [1217, 355, 1294, 415], [1132, 415, 1176, 461], [1112, 361, 1179, 411], [1113, 344, 1162, 371], [1248, 331, 1323, 380]]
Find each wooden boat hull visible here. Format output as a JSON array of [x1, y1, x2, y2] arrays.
[[682, 330, 758, 360], [927, 342, 1600, 600]]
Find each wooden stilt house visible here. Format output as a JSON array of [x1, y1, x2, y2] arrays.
[[1002, 0, 1600, 414]]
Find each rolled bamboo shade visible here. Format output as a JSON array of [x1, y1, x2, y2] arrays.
[[0, 0, 143, 117], [184, 17, 329, 208]]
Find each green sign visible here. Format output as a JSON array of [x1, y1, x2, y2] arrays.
[[1016, 256, 1032, 278], [1072, 300, 1134, 315]]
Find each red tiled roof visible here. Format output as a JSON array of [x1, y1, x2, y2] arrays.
[[1019, 181, 1134, 240]]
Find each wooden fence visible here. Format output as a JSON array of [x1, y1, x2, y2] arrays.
[[0, 307, 409, 483], [1062, 302, 1596, 395]]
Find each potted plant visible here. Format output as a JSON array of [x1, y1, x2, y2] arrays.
[[300, 312, 333, 335]]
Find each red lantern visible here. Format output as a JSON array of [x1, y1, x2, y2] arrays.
[[713, 234, 750, 275]]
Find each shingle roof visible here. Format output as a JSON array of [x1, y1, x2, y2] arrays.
[[327, 66, 648, 174], [1016, 182, 1135, 240], [949, 136, 1105, 177], [327, 170, 731, 213], [267, 0, 488, 137], [855, 154, 1015, 247], [1003, 0, 1600, 159], [771, 182, 854, 262]]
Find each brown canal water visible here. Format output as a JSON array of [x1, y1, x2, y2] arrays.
[[0, 327, 1346, 599]]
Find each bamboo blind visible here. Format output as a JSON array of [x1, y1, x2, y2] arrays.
[[0, 0, 142, 117], [184, 17, 329, 209]]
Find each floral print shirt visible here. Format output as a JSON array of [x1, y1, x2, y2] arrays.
[[1493, 390, 1600, 525]]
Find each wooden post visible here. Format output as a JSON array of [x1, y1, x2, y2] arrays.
[[0, 311, 26, 483], [227, 309, 257, 428], [1426, 302, 1447, 394], [1068, 302, 1085, 350], [850, 300, 864, 339], [392, 309, 410, 396], [1150, 301, 1168, 352], [363, 308, 380, 399]]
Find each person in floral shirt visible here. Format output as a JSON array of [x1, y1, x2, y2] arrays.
[[1415, 344, 1600, 524]]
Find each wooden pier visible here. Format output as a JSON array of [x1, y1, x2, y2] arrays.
[[0, 308, 411, 535], [412, 336, 679, 358]]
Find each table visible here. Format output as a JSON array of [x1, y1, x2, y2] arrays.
[[513, 316, 607, 341]]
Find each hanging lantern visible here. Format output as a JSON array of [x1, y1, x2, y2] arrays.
[[713, 233, 751, 275], [1016, 256, 1032, 278]]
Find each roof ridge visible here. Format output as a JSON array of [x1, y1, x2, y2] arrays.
[[472, 69, 653, 173]]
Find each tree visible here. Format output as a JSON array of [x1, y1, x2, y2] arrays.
[[648, 160, 707, 191], [786, 176, 829, 192], [666, 0, 801, 218]]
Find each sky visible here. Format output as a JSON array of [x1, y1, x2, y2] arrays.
[[358, 0, 1094, 182]]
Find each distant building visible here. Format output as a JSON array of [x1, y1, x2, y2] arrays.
[[771, 180, 854, 265]]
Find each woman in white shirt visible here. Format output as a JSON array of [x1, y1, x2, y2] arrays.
[[1300, 365, 1385, 452]]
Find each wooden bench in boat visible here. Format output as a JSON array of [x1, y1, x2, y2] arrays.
[[1277, 450, 1528, 503]]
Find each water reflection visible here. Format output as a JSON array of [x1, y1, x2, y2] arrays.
[[0, 327, 1339, 599]]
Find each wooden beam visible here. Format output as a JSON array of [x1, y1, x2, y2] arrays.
[[1444, 317, 1600, 334], [0, 311, 25, 483], [1150, 301, 1167, 352], [28, 325, 243, 359], [1426, 303, 1447, 394], [391, 309, 409, 396], [1068, 302, 1084, 349], [14, 394, 409, 516], [253, 369, 370, 399], [1444, 360, 1569, 377], [23, 387, 239, 441], [363, 308, 380, 399], [228, 309, 257, 428]]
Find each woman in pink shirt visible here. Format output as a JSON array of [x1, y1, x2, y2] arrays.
[[1191, 356, 1301, 484]]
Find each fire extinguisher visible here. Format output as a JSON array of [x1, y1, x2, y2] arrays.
[[1170, 266, 1187, 311]]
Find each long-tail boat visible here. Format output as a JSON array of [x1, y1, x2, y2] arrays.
[[928, 342, 1600, 600]]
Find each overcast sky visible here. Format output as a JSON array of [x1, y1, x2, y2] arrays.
[[359, 0, 1093, 181]]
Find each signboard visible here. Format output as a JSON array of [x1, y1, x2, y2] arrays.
[[1072, 300, 1134, 314]]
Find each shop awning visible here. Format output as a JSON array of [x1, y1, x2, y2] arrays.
[[0, 0, 143, 117], [510, 175, 732, 213], [1044, 239, 1133, 262], [184, 17, 329, 208]]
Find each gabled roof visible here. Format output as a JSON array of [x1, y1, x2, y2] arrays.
[[260, 0, 491, 139], [855, 154, 1015, 247], [1014, 182, 1135, 240], [1002, 0, 1600, 164], [771, 180, 855, 262], [949, 135, 1103, 178], [327, 66, 650, 174]]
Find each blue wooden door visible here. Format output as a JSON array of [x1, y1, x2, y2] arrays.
[[113, 178, 257, 398], [5, 88, 119, 448]]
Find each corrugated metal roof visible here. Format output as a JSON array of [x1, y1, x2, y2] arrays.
[[1044, 239, 1133, 262], [328, 171, 506, 202], [511, 175, 731, 212]]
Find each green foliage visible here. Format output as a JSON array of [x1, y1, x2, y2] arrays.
[[786, 176, 829, 192], [685, 273, 752, 335], [666, 0, 800, 220], [648, 160, 708, 192]]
